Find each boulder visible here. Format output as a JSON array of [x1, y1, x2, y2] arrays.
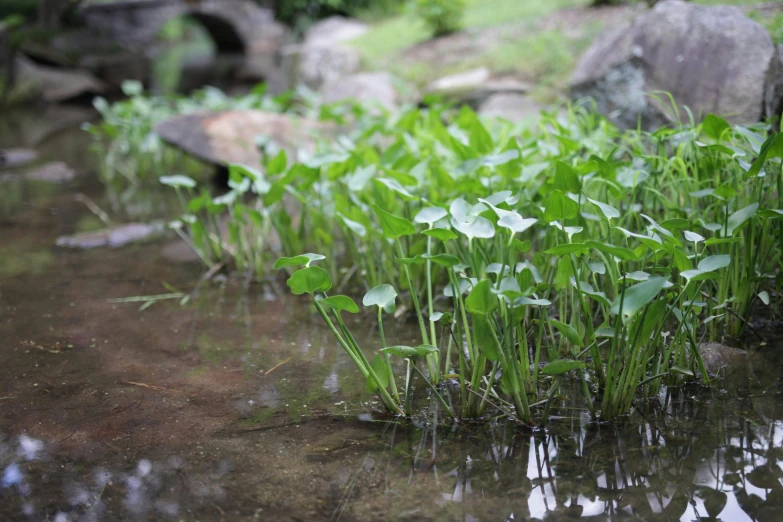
[[287, 16, 367, 89], [478, 93, 543, 123], [698, 342, 748, 374], [570, 0, 783, 129], [13, 56, 105, 103], [155, 111, 331, 167], [321, 72, 410, 109]]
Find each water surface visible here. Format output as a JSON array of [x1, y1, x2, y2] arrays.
[[2, 107, 782, 522]]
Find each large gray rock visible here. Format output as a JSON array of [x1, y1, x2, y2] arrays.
[[321, 72, 410, 109], [13, 56, 105, 103], [478, 93, 543, 123], [570, 0, 783, 129], [155, 111, 331, 167], [287, 16, 367, 90]]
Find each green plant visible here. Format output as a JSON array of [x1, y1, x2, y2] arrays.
[[414, 0, 465, 37], [97, 86, 782, 424]]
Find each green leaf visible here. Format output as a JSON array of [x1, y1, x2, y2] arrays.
[[586, 196, 620, 220], [544, 243, 588, 256], [366, 354, 390, 393], [726, 203, 758, 235], [373, 205, 416, 239], [542, 359, 585, 376], [414, 206, 448, 224], [422, 228, 458, 241], [338, 213, 367, 238], [473, 315, 500, 361], [611, 276, 669, 318], [553, 162, 580, 193], [421, 253, 460, 267], [702, 114, 731, 141], [544, 189, 579, 222], [697, 254, 730, 272], [159, 175, 196, 189], [273, 253, 326, 269], [267, 149, 288, 175], [363, 284, 398, 314], [747, 133, 783, 178], [551, 319, 584, 347], [451, 216, 495, 239], [317, 295, 359, 314], [381, 344, 437, 358], [713, 184, 737, 201], [511, 239, 531, 252], [498, 213, 537, 234], [586, 241, 640, 262], [670, 365, 693, 377], [465, 279, 497, 315], [287, 266, 332, 295]]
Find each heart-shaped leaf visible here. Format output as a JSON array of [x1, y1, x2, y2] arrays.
[[317, 295, 359, 313], [373, 205, 415, 239], [544, 189, 579, 222], [363, 284, 398, 314], [287, 266, 332, 295], [415, 206, 448, 225], [422, 228, 458, 241], [611, 276, 669, 318], [551, 319, 584, 347], [274, 253, 326, 269]]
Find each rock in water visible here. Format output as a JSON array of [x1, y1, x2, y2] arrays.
[[155, 111, 330, 167], [56, 223, 163, 249], [570, 0, 783, 129], [24, 162, 76, 182], [0, 149, 38, 169], [698, 342, 748, 373]]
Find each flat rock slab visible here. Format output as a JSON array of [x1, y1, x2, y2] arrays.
[[0, 149, 38, 169], [56, 223, 163, 249], [155, 111, 331, 167]]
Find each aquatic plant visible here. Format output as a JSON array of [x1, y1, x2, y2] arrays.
[[107, 88, 782, 422]]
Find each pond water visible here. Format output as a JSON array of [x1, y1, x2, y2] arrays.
[[2, 107, 783, 521]]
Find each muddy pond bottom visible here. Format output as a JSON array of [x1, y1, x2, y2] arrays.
[[2, 109, 783, 521]]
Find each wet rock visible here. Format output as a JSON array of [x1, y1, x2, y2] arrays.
[[288, 16, 367, 90], [155, 110, 331, 167], [161, 240, 201, 264], [56, 223, 164, 249], [13, 55, 105, 103], [478, 93, 543, 123], [23, 161, 76, 182], [698, 342, 748, 373], [570, 0, 783, 129], [0, 149, 38, 169], [321, 72, 411, 110]]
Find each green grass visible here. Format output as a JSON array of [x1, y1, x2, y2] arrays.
[[350, 0, 588, 63]]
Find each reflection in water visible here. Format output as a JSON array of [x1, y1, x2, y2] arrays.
[[3, 377, 783, 521]]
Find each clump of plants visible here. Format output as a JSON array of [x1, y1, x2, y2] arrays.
[[98, 87, 783, 423], [414, 0, 465, 37]]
